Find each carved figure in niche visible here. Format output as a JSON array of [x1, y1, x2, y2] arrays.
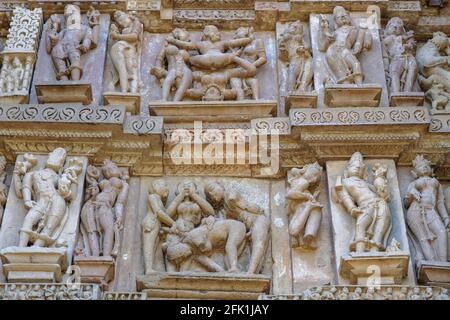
[[286, 163, 323, 250], [13, 148, 83, 247], [6, 57, 23, 93], [105, 10, 142, 94], [382, 17, 419, 93], [162, 181, 215, 271], [0, 55, 32, 94], [278, 21, 313, 94], [318, 6, 372, 85], [165, 25, 259, 101], [78, 160, 128, 258], [142, 179, 174, 274], [333, 152, 392, 252], [404, 155, 449, 261], [181, 216, 247, 272], [224, 187, 270, 274], [0, 156, 7, 226], [416, 32, 450, 113], [150, 28, 193, 102], [46, 5, 99, 81], [229, 27, 267, 100]]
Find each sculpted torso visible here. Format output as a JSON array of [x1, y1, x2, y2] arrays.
[[342, 176, 379, 205], [333, 25, 357, 49], [31, 169, 59, 197], [95, 177, 123, 207], [411, 176, 440, 206]]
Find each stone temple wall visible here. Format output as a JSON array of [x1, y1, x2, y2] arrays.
[[0, 0, 448, 300]]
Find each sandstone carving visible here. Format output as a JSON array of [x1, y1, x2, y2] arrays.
[[46, 5, 99, 81], [333, 152, 392, 252], [286, 163, 323, 250], [382, 17, 424, 106], [151, 25, 266, 102], [0, 156, 6, 226], [416, 32, 450, 114]]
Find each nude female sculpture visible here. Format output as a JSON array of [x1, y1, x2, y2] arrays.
[[286, 163, 323, 250], [318, 6, 372, 85], [13, 148, 82, 247], [278, 21, 313, 94], [333, 152, 392, 252], [106, 10, 142, 93], [404, 155, 449, 261], [229, 27, 267, 100], [382, 17, 419, 93], [150, 28, 193, 101]]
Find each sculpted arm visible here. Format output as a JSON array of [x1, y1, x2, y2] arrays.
[[81, 27, 93, 51], [168, 38, 197, 51], [114, 181, 129, 222], [22, 173, 33, 206], [253, 39, 267, 68], [436, 182, 450, 225], [225, 37, 252, 49], [149, 194, 175, 227], [405, 181, 420, 208], [190, 192, 215, 216], [286, 189, 311, 201], [166, 192, 185, 218], [335, 178, 358, 216]]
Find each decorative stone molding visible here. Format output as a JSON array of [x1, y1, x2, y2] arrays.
[[259, 286, 450, 300], [102, 292, 147, 300], [123, 116, 164, 135], [429, 115, 450, 133], [290, 107, 430, 127], [251, 117, 291, 135], [0, 283, 101, 300]]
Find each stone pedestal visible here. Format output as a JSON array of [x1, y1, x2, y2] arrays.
[[0, 92, 29, 104], [324, 84, 382, 108], [339, 251, 410, 285], [0, 246, 67, 282], [136, 272, 271, 300], [417, 260, 450, 288], [103, 92, 140, 115], [74, 256, 115, 289], [35, 82, 93, 105], [285, 93, 317, 111], [149, 100, 277, 122], [390, 92, 424, 107]]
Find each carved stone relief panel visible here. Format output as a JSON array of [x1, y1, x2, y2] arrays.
[[30, 5, 110, 105], [0, 148, 87, 283], [326, 153, 415, 285], [310, 7, 389, 108]]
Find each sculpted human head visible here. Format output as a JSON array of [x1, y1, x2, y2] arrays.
[[234, 27, 254, 39], [64, 4, 81, 26], [114, 10, 131, 28], [412, 154, 433, 177], [288, 20, 303, 35], [431, 31, 449, 51], [202, 25, 221, 42], [344, 152, 366, 179], [172, 28, 190, 41], [333, 6, 352, 27], [102, 160, 121, 179], [150, 179, 169, 201], [204, 181, 225, 208], [386, 17, 405, 36], [46, 148, 67, 172]]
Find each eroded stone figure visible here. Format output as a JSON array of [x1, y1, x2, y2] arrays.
[[286, 163, 323, 250], [229, 27, 267, 100], [105, 10, 142, 93], [78, 160, 129, 258], [150, 28, 193, 102], [382, 17, 419, 93], [416, 32, 450, 113], [318, 6, 372, 85], [404, 155, 449, 261], [13, 148, 82, 247], [0, 156, 7, 226], [333, 152, 392, 252], [142, 179, 174, 274], [46, 5, 99, 81], [278, 21, 313, 94]]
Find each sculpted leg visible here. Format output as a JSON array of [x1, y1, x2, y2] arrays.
[[19, 209, 42, 247], [289, 205, 310, 239], [404, 58, 418, 92], [247, 78, 259, 100], [98, 207, 115, 257], [247, 215, 270, 274], [142, 220, 160, 274], [354, 212, 373, 252], [111, 51, 128, 92], [428, 218, 447, 261], [389, 60, 403, 93], [162, 70, 176, 101], [225, 224, 246, 272], [298, 59, 313, 92], [408, 219, 438, 260], [125, 50, 139, 93], [230, 78, 244, 101], [173, 69, 193, 102], [303, 207, 322, 248], [287, 62, 300, 93]]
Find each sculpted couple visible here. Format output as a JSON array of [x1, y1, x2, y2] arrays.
[[142, 180, 270, 275]]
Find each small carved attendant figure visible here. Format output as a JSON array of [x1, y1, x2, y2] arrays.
[[382, 17, 419, 93], [142, 179, 174, 274], [46, 5, 98, 80], [13, 148, 82, 247], [150, 28, 193, 102], [6, 57, 24, 93], [106, 10, 142, 93], [404, 155, 449, 261], [373, 163, 390, 201], [286, 163, 323, 250], [318, 7, 372, 85], [333, 152, 392, 252], [278, 21, 314, 94], [229, 27, 267, 100]]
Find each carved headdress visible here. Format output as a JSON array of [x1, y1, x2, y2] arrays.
[[333, 6, 352, 27], [411, 154, 433, 177], [344, 152, 366, 178]]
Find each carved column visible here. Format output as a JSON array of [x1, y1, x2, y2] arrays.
[[0, 7, 43, 104]]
